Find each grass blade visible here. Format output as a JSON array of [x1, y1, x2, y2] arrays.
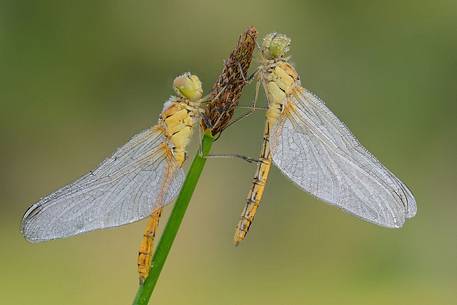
[[132, 132, 214, 305]]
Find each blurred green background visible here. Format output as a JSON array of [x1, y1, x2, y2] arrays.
[[1, 1, 456, 304]]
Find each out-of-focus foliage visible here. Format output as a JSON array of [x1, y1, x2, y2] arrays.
[[1, 1, 456, 304]]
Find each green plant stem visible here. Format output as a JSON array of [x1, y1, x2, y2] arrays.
[[132, 132, 214, 305]]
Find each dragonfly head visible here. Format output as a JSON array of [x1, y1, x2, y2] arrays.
[[173, 73, 203, 102], [262, 33, 291, 59]]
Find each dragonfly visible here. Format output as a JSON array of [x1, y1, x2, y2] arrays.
[[21, 73, 205, 282], [233, 33, 417, 244]]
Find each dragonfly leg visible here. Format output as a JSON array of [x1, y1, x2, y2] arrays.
[[238, 63, 258, 84], [213, 81, 263, 141], [254, 38, 263, 53], [137, 207, 162, 284], [203, 69, 261, 141], [204, 153, 261, 164], [211, 68, 260, 138], [197, 118, 204, 158], [200, 85, 227, 104]]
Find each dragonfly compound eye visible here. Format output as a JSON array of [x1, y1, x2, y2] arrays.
[[262, 33, 291, 59], [173, 73, 203, 101]]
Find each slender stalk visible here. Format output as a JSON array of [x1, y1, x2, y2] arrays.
[[131, 26, 256, 305], [132, 132, 214, 305]]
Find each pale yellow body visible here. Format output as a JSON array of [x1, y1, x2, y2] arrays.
[[264, 61, 300, 125], [235, 33, 417, 240], [234, 57, 301, 245], [137, 208, 162, 281], [161, 100, 200, 165], [138, 73, 202, 282]]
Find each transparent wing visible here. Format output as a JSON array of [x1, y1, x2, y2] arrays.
[[22, 127, 184, 242], [270, 89, 416, 228]]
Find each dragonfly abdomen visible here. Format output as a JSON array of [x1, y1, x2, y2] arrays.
[[233, 59, 301, 244], [138, 73, 203, 282], [234, 123, 273, 245]]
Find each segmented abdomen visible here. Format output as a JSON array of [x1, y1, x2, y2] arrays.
[[234, 122, 272, 245]]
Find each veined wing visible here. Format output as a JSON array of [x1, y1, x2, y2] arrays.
[[270, 89, 416, 228], [22, 127, 184, 242]]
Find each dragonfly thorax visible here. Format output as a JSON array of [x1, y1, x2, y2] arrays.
[[160, 98, 199, 165], [156, 73, 203, 165], [264, 61, 300, 125]]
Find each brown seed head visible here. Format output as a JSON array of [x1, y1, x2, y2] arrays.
[[202, 26, 257, 136]]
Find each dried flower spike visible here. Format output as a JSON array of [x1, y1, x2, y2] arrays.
[[202, 26, 257, 136]]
